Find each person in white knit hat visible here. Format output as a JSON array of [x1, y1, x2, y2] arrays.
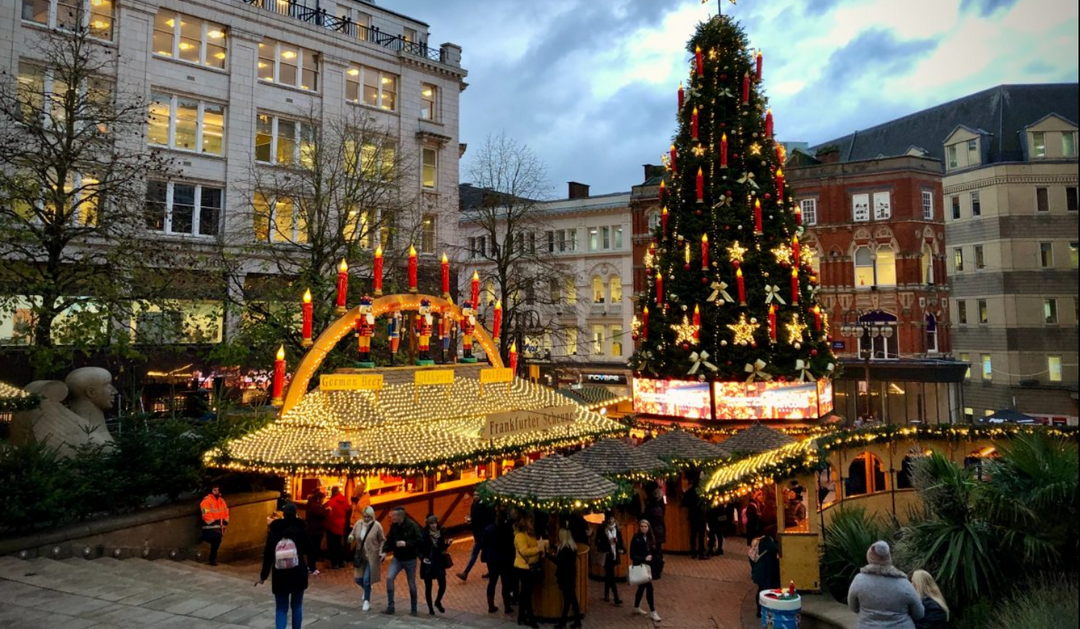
[[847, 540, 925, 629]]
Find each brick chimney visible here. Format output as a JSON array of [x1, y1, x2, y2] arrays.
[[817, 145, 841, 164], [568, 181, 590, 200]]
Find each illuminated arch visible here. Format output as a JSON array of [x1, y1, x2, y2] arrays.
[[281, 293, 503, 415]]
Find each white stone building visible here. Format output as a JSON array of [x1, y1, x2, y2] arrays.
[[1, 0, 467, 344]]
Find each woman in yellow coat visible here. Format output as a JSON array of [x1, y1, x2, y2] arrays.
[[513, 516, 542, 628]]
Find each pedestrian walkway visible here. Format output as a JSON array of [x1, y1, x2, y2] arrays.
[[0, 538, 762, 629]]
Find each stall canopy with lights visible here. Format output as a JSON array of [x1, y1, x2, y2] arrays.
[[638, 427, 729, 469], [479, 454, 629, 514], [570, 438, 672, 482], [717, 423, 797, 457]]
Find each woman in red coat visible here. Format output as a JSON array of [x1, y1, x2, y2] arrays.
[[325, 487, 350, 569]]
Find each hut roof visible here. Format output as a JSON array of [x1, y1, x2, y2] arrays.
[[570, 438, 670, 479], [718, 423, 797, 455], [638, 428, 727, 466], [481, 454, 626, 512]]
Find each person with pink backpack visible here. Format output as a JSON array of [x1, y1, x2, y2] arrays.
[[257, 503, 312, 629]]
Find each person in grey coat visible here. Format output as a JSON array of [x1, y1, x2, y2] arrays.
[[848, 541, 924, 629]]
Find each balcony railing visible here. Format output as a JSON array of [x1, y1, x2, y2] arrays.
[[239, 0, 447, 64]]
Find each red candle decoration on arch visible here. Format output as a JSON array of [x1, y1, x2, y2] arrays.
[[765, 108, 774, 137], [720, 133, 728, 168], [470, 271, 480, 309], [271, 345, 286, 406], [791, 267, 800, 305], [742, 71, 750, 104], [301, 289, 313, 348], [373, 245, 383, 296], [754, 198, 763, 235], [756, 49, 763, 80], [794, 205, 803, 226], [335, 258, 349, 314], [440, 253, 450, 298], [678, 81, 684, 111], [736, 267, 746, 305], [509, 341, 519, 373], [695, 45, 704, 76], [696, 167, 704, 204], [701, 234, 709, 271], [691, 107, 699, 140], [492, 300, 502, 340], [655, 270, 664, 304], [659, 179, 666, 206]]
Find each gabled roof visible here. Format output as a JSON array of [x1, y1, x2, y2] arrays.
[[1023, 112, 1079, 129], [812, 84, 1079, 166]]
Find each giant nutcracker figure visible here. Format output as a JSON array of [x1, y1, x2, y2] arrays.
[[415, 299, 435, 365], [460, 304, 478, 363], [355, 295, 375, 367]]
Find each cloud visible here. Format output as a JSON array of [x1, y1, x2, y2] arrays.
[[960, 0, 1023, 16]]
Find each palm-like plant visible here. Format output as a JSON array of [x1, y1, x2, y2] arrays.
[[822, 506, 895, 602]]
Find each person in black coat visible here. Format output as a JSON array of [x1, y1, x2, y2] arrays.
[[629, 519, 662, 622], [683, 480, 708, 560], [911, 569, 950, 629], [419, 514, 451, 615], [258, 503, 311, 629], [644, 485, 667, 548], [706, 501, 728, 556], [594, 512, 625, 605], [479, 512, 504, 613], [749, 524, 781, 618], [456, 490, 493, 581], [549, 528, 581, 629], [495, 507, 519, 616]]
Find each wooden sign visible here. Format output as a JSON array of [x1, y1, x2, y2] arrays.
[[321, 374, 384, 391], [415, 369, 455, 386], [480, 367, 513, 384], [482, 404, 578, 440]]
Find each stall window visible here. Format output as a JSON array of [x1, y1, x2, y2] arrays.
[[846, 452, 887, 498]]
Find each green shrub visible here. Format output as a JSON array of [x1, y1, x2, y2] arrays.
[[821, 506, 895, 602], [987, 577, 1079, 629]]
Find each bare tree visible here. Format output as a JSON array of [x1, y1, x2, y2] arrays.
[[460, 133, 580, 362], [213, 105, 425, 367], [0, 11, 185, 377]]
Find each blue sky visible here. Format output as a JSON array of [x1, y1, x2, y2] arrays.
[[387, 0, 1079, 195]]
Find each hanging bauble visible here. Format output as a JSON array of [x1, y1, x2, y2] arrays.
[[684, 263, 692, 271], [764, 193, 772, 200], [681, 343, 690, 351], [702, 277, 710, 284], [698, 374, 706, 382], [778, 376, 787, 383], [811, 349, 819, 357], [695, 209, 703, 216], [720, 73, 728, 80]]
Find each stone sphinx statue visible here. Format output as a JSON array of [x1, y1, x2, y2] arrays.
[[10, 367, 116, 457]]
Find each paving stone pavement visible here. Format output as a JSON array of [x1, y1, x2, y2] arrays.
[[0, 537, 762, 629]]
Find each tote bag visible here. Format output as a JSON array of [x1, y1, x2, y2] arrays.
[[628, 563, 652, 585]]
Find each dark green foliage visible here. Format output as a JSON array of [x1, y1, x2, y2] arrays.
[[821, 506, 896, 602], [987, 578, 1079, 629]]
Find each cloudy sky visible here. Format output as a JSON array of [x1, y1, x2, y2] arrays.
[[386, 0, 1078, 195]]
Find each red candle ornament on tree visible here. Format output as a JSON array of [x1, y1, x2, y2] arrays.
[[791, 267, 800, 305], [691, 107, 699, 140], [470, 271, 480, 309], [720, 133, 728, 168], [756, 49, 763, 80], [670, 144, 677, 174], [678, 81, 684, 111], [655, 270, 664, 305], [742, 71, 750, 104], [795, 205, 803, 226], [642, 305, 649, 340], [373, 245, 383, 296], [695, 45, 704, 76], [659, 179, 666, 205], [492, 300, 502, 340], [793, 235, 801, 267], [765, 108, 774, 137], [736, 267, 746, 305], [301, 289, 313, 348], [696, 167, 704, 204], [813, 305, 823, 332], [768, 304, 777, 343], [754, 198, 763, 234], [661, 206, 669, 239], [509, 341, 518, 373], [271, 345, 286, 406], [776, 167, 785, 203], [335, 258, 349, 314], [407, 245, 418, 292], [440, 252, 450, 298], [693, 304, 701, 342], [701, 234, 709, 271]]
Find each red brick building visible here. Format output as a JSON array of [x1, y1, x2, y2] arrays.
[[630, 165, 666, 296]]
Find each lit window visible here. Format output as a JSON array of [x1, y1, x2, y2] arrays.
[[342, 207, 373, 247], [978, 299, 988, 324], [148, 93, 226, 155], [591, 276, 604, 303], [611, 326, 624, 357], [564, 278, 577, 305], [854, 246, 874, 287], [345, 65, 397, 111], [421, 147, 437, 189], [1070, 242, 1078, 268], [960, 353, 971, 379], [800, 198, 818, 225], [981, 354, 992, 380], [609, 276, 622, 303], [954, 248, 964, 272], [1064, 133, 1077, 158], [921, 191, 933, 220], [588, 227, 599, 251], [565, 327, 578, 355], [259, 39, 318, 91], [1032, 132, 1046, 158], [592, 325, 605, 355], [875, 246, 897, 286], [254, 114, 314, 166], [420, 83, 437, 120], [921, 244, 934, 285], [252, 193, 307, 244], [22, 0, 114, 40], [152, 10, 227, 69], [1040, 242, 1053, 268], [1044, 298, 1058, 324], [145, 181, 222, 237], [419, 214, 436, 253], [1048, 356, 1063, 382]]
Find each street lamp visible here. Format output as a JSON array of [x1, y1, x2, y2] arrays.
[[840, 312, 894, 422]]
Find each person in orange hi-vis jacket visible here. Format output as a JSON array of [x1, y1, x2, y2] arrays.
[[201, 485, 230, 566]]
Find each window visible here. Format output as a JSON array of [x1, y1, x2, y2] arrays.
[[342, 208, 374, 246], [981, 354, 992, 380], [974, 245, 985, 270], [970, 191, 981, 217], [567, 229, 577, 251], [421, 148, 437, 189], [854, 247, 874, 287], [591, 325, 606, 355], [856, 313, 898, 359], [954, 247, 964, 272], [564, 278, 577, 305], [951, 196, 961, 220], [546, 231, 555, 253], [145, 181, 222, 237], [873, 191, 891, 220], [1036, 187, 1049, 212], [926, 314, 938, 353], [921, 244, 934, 285], [1064, 133, 1077, 158], [252, 193, 307, 244], [1040, 242, 1053, 268], [1044, 298, 1058, 324], [148, 93, 225, 155], [259, 39, 318, 91], [967, 138, 978, 163], [875, 246, 897, 286], [1032, 132, 1046, 158], [921, 191, 933, 220], [565, 327, 578, 355], [1068, 188, 1078, 213], [345, 65, 397, 111], [611, 326, 624, 357], [960, 353, 971, 379], [254, 114, 314, 166], [609, 276, 622, 303], [800, 198, 818, 226], [22, 0, 113, 39], [1070, 242, 1078, 268], [957, 300, 968, 325], [153, 10, 227, 69], [420, 83, 437, 120], [964, 407, 974, 423], [1048, 356, 1063, 383], [852, 193, 870, 222], [16, 61, 111, 129], [647, 211, 661, 231], [591, 276, 604, 303], [549, 279, 561, 303], [613, 225, 624, 250], [420, 214, 436, 253], [588, 227, 599, 251], [946, 145, 958, 169], [602, 227, 611, 249], [978, 299, 988, 324]]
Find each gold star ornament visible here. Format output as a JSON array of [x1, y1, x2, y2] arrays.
[[786, 314, 808, 345], [727, 241, 748, 264], [727, 313, 759, 346], [672, 315, 699, 345]]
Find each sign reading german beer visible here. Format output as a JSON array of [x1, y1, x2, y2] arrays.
[[482, 404, 577, 440], [480, 367, 514, 384], [321, 373, 384, 391], [415, 369, 455, 386]]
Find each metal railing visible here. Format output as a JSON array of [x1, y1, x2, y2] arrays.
[[238, 0, 446, 64]]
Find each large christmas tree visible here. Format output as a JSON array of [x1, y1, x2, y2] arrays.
[[630, 15, 835, 384]]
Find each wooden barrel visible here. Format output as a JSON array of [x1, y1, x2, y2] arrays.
[[534, 543, 590, 621]]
